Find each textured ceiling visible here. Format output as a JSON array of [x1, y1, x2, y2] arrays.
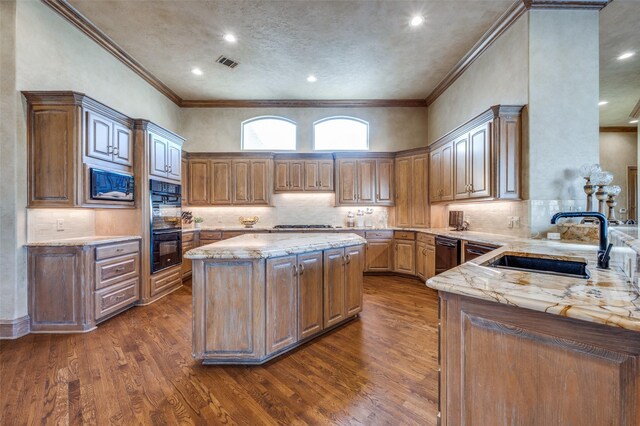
[[66, 0, 514, 100], [65, 0, 639, 127], [599, 0, 640, 127]]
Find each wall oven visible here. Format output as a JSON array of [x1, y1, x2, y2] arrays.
[[150, 179, 182, 273]]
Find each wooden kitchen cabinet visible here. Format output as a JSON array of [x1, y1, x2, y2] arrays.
[[232, 159, 271, 205], [429, 105, 523, 204], [274, 155, 334, 192], [274, 160, 303, 191], [297, 251, 324, 340], [305, 159, 334, 191], [416, 233, 436, 281], [181, 157, 189, 206], [395, 157, 411, 227], [211, 160, 232, 205], [364, 230, 394, 272], [395, 150, 430, 228], [266, 255, 299, 354], [324, 248, 347, 327], [336, 155, 395, 206], [344, 245, 364, 317], [188, 159, 211, 205], [394, 231, 416, 275], [24, 91, 135, 208]]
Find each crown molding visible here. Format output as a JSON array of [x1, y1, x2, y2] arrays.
[[631, 99, 640, 119], [41, 0, 183, 106], [599, 126, 638, 133], [425, 1, 527, 107], [180, 99, 427, 108], [523, 0, 610, 9]]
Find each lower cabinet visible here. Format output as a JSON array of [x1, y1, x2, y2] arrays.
[[298, 251, 324, 340], [364, 230, 393, 272], [324, 246, 365, 328], [28, 239, 141, 332], [416, 233, 436, 281], [181, 231, 197, 280], [149, 265, 181, 297], [394, 231, 416, 275]]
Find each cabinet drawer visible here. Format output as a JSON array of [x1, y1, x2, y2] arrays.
[[95, 241, 139, 260], [150, 267, 181, 297], [394, 231, 415, 241], [95, 254, 139, 290], [365, 230, 393, 240], [182, 232, 195, 243], [95, 278, 139, 321], [222, 231, 244, 239], [417, 233, 436, 245], [182, 241, 195, 253], [200, 230, 222, 240]]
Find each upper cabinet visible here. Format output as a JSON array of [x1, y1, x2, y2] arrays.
[[24, 91, 135, 208], [335, 155, 395, 206], [395, 150, 430, 228], [149, 130, 183, 183], [429, 105, 523, 204], [274, 155, 334, 192]]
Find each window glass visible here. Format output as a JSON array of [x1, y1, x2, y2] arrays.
[[314, 117, 369, 151], [242, 116, 296, 150]]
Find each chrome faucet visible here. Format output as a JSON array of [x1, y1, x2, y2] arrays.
[[550, 212, 613, 269]]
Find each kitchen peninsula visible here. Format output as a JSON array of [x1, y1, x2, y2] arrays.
[[185, 233, 367, 364]]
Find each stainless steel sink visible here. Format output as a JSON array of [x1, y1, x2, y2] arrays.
[[485, 253, 590, 279]]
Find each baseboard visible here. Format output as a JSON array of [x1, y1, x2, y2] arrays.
[[0, 315, 30, 339]]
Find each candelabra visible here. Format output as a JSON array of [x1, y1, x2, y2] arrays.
[[590, 170, 614, 215], [606, 185, 622, 225], [579, 163, 601, 212]]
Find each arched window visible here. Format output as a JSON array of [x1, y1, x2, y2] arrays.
[[242, 116, 297, 150], [313, 116, 369, 151]]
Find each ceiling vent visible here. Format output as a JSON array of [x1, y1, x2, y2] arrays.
[[216, 55, 239, 69]]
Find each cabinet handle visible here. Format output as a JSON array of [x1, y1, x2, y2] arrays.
[[346, 255, 351, 264], [113, 147, 119, 155], [293, 264, 298, 275], [115, 248, 124, 252], [114, 294, 127, 301], [107, 145, 113, 154], [168, 165, 173, 173], [114, 267, 125, 273], [469, 184, 473, 192], [164, 165, 169, 172], [299, 263, 305, 275]]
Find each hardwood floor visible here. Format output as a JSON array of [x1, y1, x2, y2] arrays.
[[0, 275, 439, 425]]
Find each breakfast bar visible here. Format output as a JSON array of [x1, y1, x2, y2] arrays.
[[185, 233, 367, 364]]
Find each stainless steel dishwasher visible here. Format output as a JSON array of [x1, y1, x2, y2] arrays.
[[435, 236, 460, 275]]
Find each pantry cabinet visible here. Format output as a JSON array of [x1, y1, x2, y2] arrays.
[[395, 150, 430, 228], [335, 155, 395, 206], [429, 105, 523, 204]]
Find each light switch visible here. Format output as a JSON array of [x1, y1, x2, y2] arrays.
[[56, 219, 64, 231]]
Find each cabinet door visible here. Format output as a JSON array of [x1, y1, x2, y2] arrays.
[[318, 160, 334, 191], [416, 241, 427, 281], [469, 122, 491, 199], [304, 161, 319, 190], [211, 160, 232, 205], [298, 251, 324, 340], [232, 160, 251, 204], [188, 159, 211, 205], [167, 142, 182, 181], [345, 245, 364, 317], [112, 123, 133, 166], [337, 160, 357, 204], [441, 142, 454, 201], [149, 133, 168, 178], [365, 240, 393, 272], [290, 161, 304, 191], [266, 255, 298, 354], [411, 154, 429, 227], [376, 158, 394, 205], [181, 241, 194, 278], [394, 240, 416, 275], [429, 148, 442, 203], [395, 157, 412, 227], [357, 160, 376, 203], [181, 158, 189, 205], [250, 160, 270, 205], [274, 161, 290, 191], [454, 134, 470, 200], [426, 245, 436, 279], [498, 116, 521, 199], [86, 110, 113, 163], [323, 248, 346, 328]]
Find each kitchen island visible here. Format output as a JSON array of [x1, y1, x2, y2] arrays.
[[185, 233, 367, 364], [427, 232, 640, 425]]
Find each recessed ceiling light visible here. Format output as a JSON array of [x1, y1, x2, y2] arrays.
[[410, 15, 424, 27], [617, 52, 635, 60], [223, 33, 237, 43], [307, 75, 317, 83], [191, 67, 203, 76], [630, 119, 639, 124], [598, 101, 608, 106]]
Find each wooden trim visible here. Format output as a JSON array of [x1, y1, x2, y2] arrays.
[[523, 0, 610, 9], [41, 0, 183, 106], [180, 99, 427, 108], [332, 151, 396, 159], [600, 126, 638, 133], [0, 316, 30, 339], [630, 99, 640, 119], [394, 146, 429, 158], [273, 153, 335, 161], [425, 1, 528, 107], [134, 119, 185, 144], [186, 151, 275, 159]]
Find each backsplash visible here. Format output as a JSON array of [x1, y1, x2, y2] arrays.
[[187, 193, 394, 228], [27, 209, 96, 242]]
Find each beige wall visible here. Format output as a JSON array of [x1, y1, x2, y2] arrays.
[[0, 0, 182, 321], [426, 15, 529, 145], [181, 107, 428, 153], [599, 131, 638, 219]]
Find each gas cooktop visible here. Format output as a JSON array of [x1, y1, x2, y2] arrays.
[[272, 225, 334, 229]]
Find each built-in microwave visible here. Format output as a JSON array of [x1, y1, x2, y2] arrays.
[[90, 168, 134, 202]]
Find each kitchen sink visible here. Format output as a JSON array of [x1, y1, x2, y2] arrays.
[[485, 254, 590, 279]]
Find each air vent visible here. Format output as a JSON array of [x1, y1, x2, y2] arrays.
[[216, 55, 239, 69]]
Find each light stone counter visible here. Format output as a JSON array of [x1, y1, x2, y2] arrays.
[[25, 235, 141, 246], [185, 232, 367, 260]]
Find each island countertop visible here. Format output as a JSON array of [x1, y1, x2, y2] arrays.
[[427, 233, 640, 332], [185, 232, 367, 260]]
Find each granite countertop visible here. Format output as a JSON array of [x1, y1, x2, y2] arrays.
[[25, 235, 141, 247], [426, 233, 640, 332], [185, 232, 367, 260]]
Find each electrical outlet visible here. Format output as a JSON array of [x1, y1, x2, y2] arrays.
[[507, 216, 521, 228], [56, 219, 65, 231]]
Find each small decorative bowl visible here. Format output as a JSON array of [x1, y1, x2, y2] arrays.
[[239, 216, 260, 228]]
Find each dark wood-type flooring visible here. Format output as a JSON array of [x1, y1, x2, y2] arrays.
[[0, 276, 439, 425]]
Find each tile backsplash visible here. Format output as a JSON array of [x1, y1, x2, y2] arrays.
[[27, 208, 96, 242], [187, 193, 393, 228]]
